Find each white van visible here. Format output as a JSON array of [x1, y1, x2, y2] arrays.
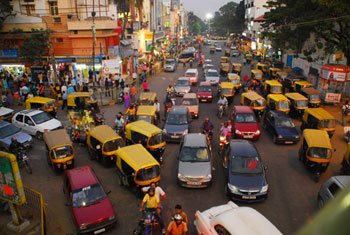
[[185, 68, 199, 86]]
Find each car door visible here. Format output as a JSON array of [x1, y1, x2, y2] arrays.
[[264, 113, 274, 134], [13, 114, 24, 128], [23, 115, 36, 135]]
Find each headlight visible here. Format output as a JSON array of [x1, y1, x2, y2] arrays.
[[235, 129, 241, 134], [208, 96, 212, 98], [278, 134, 283, 139], [79, 224, 87, 230], [204, 174, 212, 180], [261, 184, 269, 193], [183, 129, 188, 135], [255, 130, 260, 135], [178, 173, 186, 180], [109, 215, 115, 221], [227, 183, 238, 193], [295, 135, 300, 139]]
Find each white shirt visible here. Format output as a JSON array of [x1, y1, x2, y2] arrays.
[[154, 102, 160, 112], [142, 186, 166, 200], [61, 85, 67, 94]]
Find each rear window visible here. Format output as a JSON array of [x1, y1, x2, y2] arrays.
[[207, 71, 218, 77], [182, 98, 198, 106], [186, 72, 196, 77]]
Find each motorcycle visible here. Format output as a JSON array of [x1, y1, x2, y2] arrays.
[[202, 130, 213, 143], [92, 112, 105, 125], [133, 210, 160, 235], [117, 91, 124, 104], [217, 104, 226, 119], [218, 133, 229, 155], [17, 147, 32, 174]]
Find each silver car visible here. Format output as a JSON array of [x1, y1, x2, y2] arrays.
[[0, 120, 33, 150], [317, 176, 350, 208], [177, 133, 212, 188], [174, 77, 191, 96], [164, 58, 176, 72]]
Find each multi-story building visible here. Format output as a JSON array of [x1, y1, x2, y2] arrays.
[[244, 0, 269, 35]]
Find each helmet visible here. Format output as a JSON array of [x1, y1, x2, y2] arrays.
[[174, 214, 183, 221], [205, 118, 209, 122]]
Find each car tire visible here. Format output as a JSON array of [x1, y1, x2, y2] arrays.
[[36, 132, 43, 140], [317, 196, 324, 209]]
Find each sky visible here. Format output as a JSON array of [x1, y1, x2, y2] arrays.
[[182, 0, 240, 20]]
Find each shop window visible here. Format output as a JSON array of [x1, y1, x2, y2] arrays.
[[55, 38, 63, 43], [49, 2, 58, 16], [73, 30, 78, 35], [22, 4, 35, 16], [53, 17, 61, 23]]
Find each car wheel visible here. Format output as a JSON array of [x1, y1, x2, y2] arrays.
[[36, 132, 43, 140], [317, 196, 325, 209]]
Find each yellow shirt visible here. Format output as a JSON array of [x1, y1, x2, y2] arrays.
[[142, 194, 159, 209]]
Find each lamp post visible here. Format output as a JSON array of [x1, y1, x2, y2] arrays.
[[206, 13, 212, 36], [92, 0, 96, 88]]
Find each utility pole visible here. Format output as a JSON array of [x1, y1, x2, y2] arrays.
[[92, 0, 96, 88]]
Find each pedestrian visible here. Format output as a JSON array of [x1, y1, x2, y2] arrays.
[[124, 92, 130, 109], [61, 82, 67, 95], [342, 100, 350, 126], [142, 80, 149, 92], [49, 84, 57, 99], [130, 84, 137, 102], [132, 71, 137, 85], [62, 91, 68, 110], [154, 99, 160, 121], [38, 83, 45, 96], [105, 77, 111, 97], [114, 73, 120, 89], [123, 84, 130, 95], [67, 83, 75, 94], [120, 76, 125, 90]]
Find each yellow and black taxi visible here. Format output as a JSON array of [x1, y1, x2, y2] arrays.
[[301, 108, 336, 137]]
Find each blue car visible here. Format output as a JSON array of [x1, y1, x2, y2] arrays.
[[0, 121, 33, 151], [263, 110, 300, 144], [163, 106, 191, 142]]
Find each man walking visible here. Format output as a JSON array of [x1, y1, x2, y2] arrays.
[[342, 100, 350, 126]]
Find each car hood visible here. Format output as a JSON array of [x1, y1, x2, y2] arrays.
[[229, 173, 266, 190], [165, 64, 175, 68], [178, 161, 211, 177], [0, 107, 14, 116], [37, 118, 62, 130], [275, 126, 299, 137], [72, 198, 115, 227], [164, 124, 188, 134], [235, 122, 260, 132], [175, 86, 190, 92], [206, 76, 220, 81], [1, 132, 32, 146]]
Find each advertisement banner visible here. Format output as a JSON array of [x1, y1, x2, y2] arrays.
[[321, 70, 346, 81], [325, 92, 342, 103], [102, 59, 121, 74]]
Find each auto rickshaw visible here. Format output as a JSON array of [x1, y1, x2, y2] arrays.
[[294, 80, 313, 92], [268, 68, 281, 79], [256, 63, 269, 75], [301, 108, 336, 137], [125, 120, 166, 163], [44, 129, 75, 171], [115, 144, 160, 189], [285, 92, 308, 118], [220, 56, 230, 64], [224, 49, 231, 57], [300, 87, 321, 107], [266, 94, 290, 114], [264, 80, 283, 96], [218, 82, 235, 103], [251, 69, 263, 81], [298, 129, 334, 182], [67, 92, 98, 110], [220, 62, 230, 76], [240, 91, 266, 120], [139, 92, 157, 106], [86, 125, 124, 164], [231, 63, 242, 75], [227, 73, 241, 91], [210, 45, 215, 54], [340, 142, 350, 174], [245, 53, 253, 65], [136, 105, 158, 125], [276, 71, 288, 83], [25, 97, 58, 117]]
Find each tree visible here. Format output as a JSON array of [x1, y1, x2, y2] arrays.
[[187, 12, 206, 35], [263, 0, 350, 65], [234, 0, 245, 34], [20, 29, 50, 65], [211, 1, 242, 35], [0, 0, 13, 29]]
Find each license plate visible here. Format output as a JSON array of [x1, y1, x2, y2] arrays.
[[201, 99, 207, 102], [242, 195, 256, 199], [244, 135, 253, 139], [285, 141, 293, 144], [187, 181, 201, 185], [171, 135, 180, 139], [94, 228, 106, 234], [67, 161, 72, 165]]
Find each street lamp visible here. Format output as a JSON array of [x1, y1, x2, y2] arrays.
[[206, 13, 212, 35]]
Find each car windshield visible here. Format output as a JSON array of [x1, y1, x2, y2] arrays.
[[103, 138, 122, 152], [149, 132, 166, 146], [207, 71, 218, 77], [231, 156, 262, 174], [182, 98, 198, 106], [138, 115, 153, 123], [271, 86, 282, 93], [276, 118, 294, 128], [253, 99, 266, 107], [166, 113, 188, 125], [277, 101, 289, 109], [186, 73, 196, 77], [52, 146, 73, 159], [166, 60, 175, 64], [179, 147, 210, 162], [235, 113, 256, 123], [308, 147, 331, 159], [0, 124, 21, 138], [31, 112, 52, 124], [198, 86, 212, 92], [255, 73, 262, 79], [177, 80, 190, 86], [136, 166, 160, 181], [319, 119, 336, 129], [140, 100, 154, 105], [72, 184, 106, 208], [231, 79, 240, 85], [310, 94, 320, 101], [296, 100, 308, 107]]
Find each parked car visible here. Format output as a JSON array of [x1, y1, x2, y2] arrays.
[[164, 106, 191, 142], [197, 82, 213, 103], [263, 110, 300, 144], [177, 133, 212, 188], [164, 58, 177, 72], [230, 106, 261, 140], [181, 93, 199, 118], [317, 175, 350, 209], [174, 77, 191, 96], [194, 201, 282, 235], [0, 107, 14, 122], [205, 69, 220, 85], [12, 109, 62, 139], [185, 68, 199, 85], [0, 120, 32, 151], [223, 140, 268, 202], [63, 166, 117, 234]]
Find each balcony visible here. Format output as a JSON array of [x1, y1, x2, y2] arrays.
[[67, 17, 117, 31]]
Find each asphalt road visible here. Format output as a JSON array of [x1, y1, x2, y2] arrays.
[[7, 41, 348, 235]]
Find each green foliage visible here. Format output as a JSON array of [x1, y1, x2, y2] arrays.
[[187, 12, 206, 35], [0, 0, 13, 29], [211, 1, 244, 35], [20, 29, 50, 64]]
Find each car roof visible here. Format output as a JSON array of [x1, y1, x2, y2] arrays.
[[229, 140, 259, 157], [183, 133, 207, 147], [268, 110, 289, 119], [0, 120, 10, 127], [199, 81, 211, 86], [330, 176, 350, 188], [169, 106, 188, 114], [178, 77, 190, 81], [234, 106, 254, 113], [207, 69, 218, 73], [183, 93, 197, 99], [185, 68, 198, 73], [66, 166, 99, 190], [17, 109, 43, 116]]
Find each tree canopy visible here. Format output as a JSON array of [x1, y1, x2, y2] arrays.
[[263, 0, 350, 65], [0, 0, 13, 29], [187, 12, 206, 35], [20, 29, 50, 65]]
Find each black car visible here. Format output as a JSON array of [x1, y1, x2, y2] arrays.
[[163, 106, 191, 142], [224, 140, 268, 202], [263, 110, 300, 144]]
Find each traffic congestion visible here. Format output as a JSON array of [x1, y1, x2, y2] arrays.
[[1, 37, 349, 235]]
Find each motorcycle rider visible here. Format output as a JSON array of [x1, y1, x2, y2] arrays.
[[201, 118, 214, 139], [217, 95, 228, 114], [166, 85, 175, 96], [220, 122, 232, 138], [114, 114, 125, 137], [166, 214, 188, 235], [9, 137, 25, 158], [142, 182, 167, 205], [125, 103, 137, 122]]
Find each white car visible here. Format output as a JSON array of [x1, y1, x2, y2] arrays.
[[12, 109, 63, 139], [0, 107, 14, 122], [205, 69, 220, 85], [216, 46, 222, 52], [194, 201, 282, 235]]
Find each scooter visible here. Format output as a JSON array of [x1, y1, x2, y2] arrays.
[[218, 133, 229, 155], [133, 210, 160, 235], [117, 91, 124, 104]]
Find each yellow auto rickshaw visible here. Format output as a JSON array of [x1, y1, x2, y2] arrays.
[[220, 56, 230, 64], [224, 49, 231, 57], [276, 71, 288, 83], [294, 80, 313, 92], [218, 82, 235, 103], [86, 125, 124, 164], [25, 96, 58, 117], [231, 63, 242, 75], [298, 129, 334, 182], [227, 73, 241, 91], [44, 129, 75, 171], [301, 108, 336, 137], [245, 53, 253, 65], [136, 105, 158, 125], [256, 63, 269, 75], [268, 68, 281, 79], [220, 62, 230, 76], [285, 92, 308, 118], [67, 92, 98, 110], [300, 87, 321, 107], [241, 91, 266, 119], [251, 69, 263, 81], [115, 144, 160, 189], [340, 142, 350, 174], [264, 80, 283, 95], [139, 92, 157, 106], [125, 120, 166, 163], [267, 94, 290, 114], [210, 45, 215, 54]]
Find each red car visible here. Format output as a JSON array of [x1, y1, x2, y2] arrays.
[[197, 81, 213, 103], [63, 166, 117, 234], [231, 106, 261, 140]]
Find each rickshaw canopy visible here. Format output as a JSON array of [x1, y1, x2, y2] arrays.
[[251, 69, 263, 75], [301, 87, 320, 96], [228, 73, 240, 80], [267, 94, 289, 102], [265, 80, 283, 87], [68, 92, 93, 99], [242, 91, 265, 102], [285, 92, 308, 101], [44, 129, 72, 149], [125, 120, 162, 138], [232, 63, 242, 69], [137, 105, 157, 116], [25, 96, 55, 107], [256, 63, 269, 70], [269, 68, 281, 73], [88, 125, 122, 143], [220, 56, 229, 63], [220, 82, 235, 89], [304, 108, 335, 121], [295, 80, 312, 87], [139, 92, 157, 102], [303, 129, 332, 149]]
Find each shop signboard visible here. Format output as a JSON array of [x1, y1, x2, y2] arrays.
[[0, 49, 18, 58], [325, 92, 341, 103], [321, 64, 348, 82], [76, 57, 100, 64], [102, 59, 121, 74], [0, 151, 26, 205]]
